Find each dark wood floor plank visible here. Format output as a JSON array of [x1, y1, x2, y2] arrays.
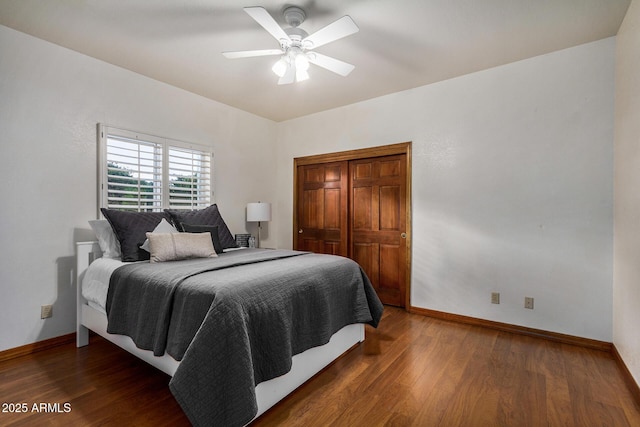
[[1, 307, 640, 426]]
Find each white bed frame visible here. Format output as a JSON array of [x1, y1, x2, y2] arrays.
[[76, 241, 364, 421]]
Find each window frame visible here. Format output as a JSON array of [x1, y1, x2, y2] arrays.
[[98, 124, 213, 214]]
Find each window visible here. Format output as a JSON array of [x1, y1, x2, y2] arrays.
[[98, 124, 212, 212]]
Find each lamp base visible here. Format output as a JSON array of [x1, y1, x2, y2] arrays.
[[257, 222, 262, 248]]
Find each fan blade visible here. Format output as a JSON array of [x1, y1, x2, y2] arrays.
[[308, 52, 355, 76], [222, 49, 283, 59], [278, 65, 296, 85], [303, 16, 359, 49], [244, 6, 291, 45]]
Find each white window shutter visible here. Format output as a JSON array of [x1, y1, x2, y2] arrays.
[[168, 146, 212, 210], [99, 124, 212, 212]]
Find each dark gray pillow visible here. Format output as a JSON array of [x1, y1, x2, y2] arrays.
[[165, 204, 237, 249], [181, 224, 223, 254], [100, 208, 171, 262]]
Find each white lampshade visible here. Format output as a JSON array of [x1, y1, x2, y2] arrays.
[[271, 57, 287, 77], [247, 202, 271, 222], [295, 53, 309, 71]]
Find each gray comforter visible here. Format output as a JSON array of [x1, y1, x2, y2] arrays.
[[105, 249, 383, 426]]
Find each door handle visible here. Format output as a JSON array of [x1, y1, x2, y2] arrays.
[[298, 229, 303, 234], [401, 232, 407, 239]]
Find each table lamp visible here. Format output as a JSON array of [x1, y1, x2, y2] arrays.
[[246, 202, 271, 248]]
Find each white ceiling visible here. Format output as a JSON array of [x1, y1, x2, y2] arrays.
[[0, 0, 630, 122]]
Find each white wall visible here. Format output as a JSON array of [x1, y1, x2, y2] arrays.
[[275, 38, 615, 341], [0, 25, 278, 352], [614, 0, 640, 385], [0, 22, 617, 352]]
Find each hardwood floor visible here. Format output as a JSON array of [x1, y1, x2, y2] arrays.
[[1, 307, 639, 426]]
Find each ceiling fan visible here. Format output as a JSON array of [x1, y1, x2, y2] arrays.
[[222, 6, 359, 85]]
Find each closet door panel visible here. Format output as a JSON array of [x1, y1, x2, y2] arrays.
[[295, 161, 348, 256], [294, 143, 410, 308], [350, 155, 406, 306]]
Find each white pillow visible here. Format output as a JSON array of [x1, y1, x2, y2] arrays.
[[89, 219, 121, 259], [140, 218, 178, 252], [146, 232, 217, 263]]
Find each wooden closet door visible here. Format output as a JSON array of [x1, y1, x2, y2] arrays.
[[295, 161, 348, 256], [350, 155, 407, 307]]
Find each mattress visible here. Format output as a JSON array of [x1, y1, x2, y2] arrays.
[[81, 257, 126, 313]]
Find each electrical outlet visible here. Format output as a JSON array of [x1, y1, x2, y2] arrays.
[[524, 297, 534, 310], [41, 304, 53, 319], [491, 292, 500, 304]]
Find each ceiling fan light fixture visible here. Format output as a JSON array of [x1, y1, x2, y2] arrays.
[[272, 57, 288, 77], [295, 52, 310, 71], [224, 6, 359, 85]]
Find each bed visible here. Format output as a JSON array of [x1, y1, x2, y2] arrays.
[[76, 205, 383, 426]]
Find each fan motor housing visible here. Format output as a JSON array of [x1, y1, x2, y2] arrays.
[[285, 27, 309, 43]]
